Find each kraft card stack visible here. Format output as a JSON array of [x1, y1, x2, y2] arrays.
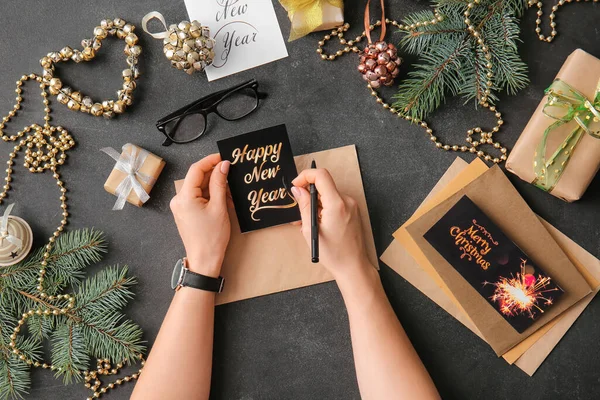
[[381, 158, 600, 375]]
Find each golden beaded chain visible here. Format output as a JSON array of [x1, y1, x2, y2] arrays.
[[0, 18, 143, 400], [530, 0, 598, 43], [316, 4, 508, 164]]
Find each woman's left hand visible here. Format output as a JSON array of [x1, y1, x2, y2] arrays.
[[170, 153, 231, 278]]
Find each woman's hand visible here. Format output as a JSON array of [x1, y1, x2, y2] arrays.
[[291, 168, 372, 281], [170, 153, 231, 278]]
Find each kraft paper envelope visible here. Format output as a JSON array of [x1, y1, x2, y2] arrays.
[[405, 166, 592, 356], [392, 159, 567, 361], [175, 145, 378, 305], [381, 158, 600, 375]]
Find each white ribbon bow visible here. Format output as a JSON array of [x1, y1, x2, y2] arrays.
[[141, 11, 170, 39], [101, 144, 155, 210], [0, 203, 22, 249]]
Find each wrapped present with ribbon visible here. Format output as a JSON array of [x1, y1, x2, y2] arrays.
[[279, 0, 344, 41], [507, 49, 600, 202], [102, 144, 166, 210]]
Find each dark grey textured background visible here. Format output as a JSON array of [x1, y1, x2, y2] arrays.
[[0, 0, 598, 399]]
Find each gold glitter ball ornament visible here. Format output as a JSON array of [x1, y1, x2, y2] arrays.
[[142, 12, 215, 75]]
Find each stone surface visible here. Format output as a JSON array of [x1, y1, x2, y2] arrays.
[[0, 0, 597, 399]]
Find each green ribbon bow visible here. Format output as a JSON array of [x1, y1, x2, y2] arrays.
[[533, 78, 600, 192]]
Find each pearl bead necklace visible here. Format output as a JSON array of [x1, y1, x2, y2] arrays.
[[1, 18, 143, 400], [317, 4, 508, 164]]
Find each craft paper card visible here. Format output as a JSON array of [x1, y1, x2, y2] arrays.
[[175, 145, 379, 305], [217, 124, 300, 233], [184, 0, 288, 81], [423, 195, 564, 333], [381, 158, 600, 375], [387, 159, 559, 357], [381, 220, 599, 376], [405, 166, 592, 355], [389, 159, 566, 360]]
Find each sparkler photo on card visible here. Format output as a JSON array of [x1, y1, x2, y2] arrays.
[[217, 124, 300, 233], [423, 195, 564, 333]]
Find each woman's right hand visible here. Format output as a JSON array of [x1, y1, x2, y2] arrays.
[[291, 168, 373, 281]]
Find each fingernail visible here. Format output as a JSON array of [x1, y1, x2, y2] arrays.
[[220, 161, 230, 175], [291, 186, 301, 198]]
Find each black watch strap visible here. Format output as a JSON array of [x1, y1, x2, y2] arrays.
[[182, 269, 224, 293]]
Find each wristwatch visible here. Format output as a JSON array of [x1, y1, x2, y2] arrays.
[[171, 258, 224, 293]]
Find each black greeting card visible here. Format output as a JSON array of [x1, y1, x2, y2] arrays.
[[217, 124, 300, 233], [423, 196, 564, 333]]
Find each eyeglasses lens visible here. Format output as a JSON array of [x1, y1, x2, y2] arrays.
[[216, 88, 258, 120], [165, 113, 206, 143]]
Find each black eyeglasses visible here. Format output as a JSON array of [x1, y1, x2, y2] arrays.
[[156, 79, 266, 146]]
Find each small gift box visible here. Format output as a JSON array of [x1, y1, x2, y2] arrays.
[[279, 0, 344, 41], [0, 204, 33, 266], [506, 49, 600, 202], [102, 144, 166, 210]]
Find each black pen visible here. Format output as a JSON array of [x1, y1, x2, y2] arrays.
[[310, 160, 319, 263]]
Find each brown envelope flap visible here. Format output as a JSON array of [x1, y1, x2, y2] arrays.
[[405, 165, 592, 355], [175, 145, 378, 305]]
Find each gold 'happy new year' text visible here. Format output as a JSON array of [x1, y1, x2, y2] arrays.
[[230, 142, 296, 221]]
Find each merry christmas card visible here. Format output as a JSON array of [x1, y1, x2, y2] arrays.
[[405, 166, 592, 356], [423, 195, 564, 333], [217, 124, 300, 233]]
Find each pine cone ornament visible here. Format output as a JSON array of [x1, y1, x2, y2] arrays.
[[358, 41, 401, 88]]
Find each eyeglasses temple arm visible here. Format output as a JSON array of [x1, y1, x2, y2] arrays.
[[157, 88, 231, 125], [156, 79, 261, 125]]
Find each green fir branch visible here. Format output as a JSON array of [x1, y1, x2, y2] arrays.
[[393, 36, 471, 120], [81, 313, 145, 364], [43, 229, 106, 295], [0, 229, 144, 398], [51, 322, 87, 384], [0, 356, 30, 400], [73, 266, 136, 316], [394, 0, 530, 120]]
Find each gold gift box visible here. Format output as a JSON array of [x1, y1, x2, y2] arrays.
[[506, 49, 600, 202], [282, 0, 344, 41], [104, 144, 166, 207]]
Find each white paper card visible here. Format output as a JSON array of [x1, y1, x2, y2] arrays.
[[184, 0, 288, 81]]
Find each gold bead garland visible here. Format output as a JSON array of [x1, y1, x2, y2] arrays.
[[316, 10, 444, 60], [316, 4, 508, 164], [530, 0, 598, 43], [82, 356, 145, 400], [0, 18, 144, 399]]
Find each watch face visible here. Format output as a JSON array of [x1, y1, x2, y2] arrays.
[[171, 259, 185, 290]]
